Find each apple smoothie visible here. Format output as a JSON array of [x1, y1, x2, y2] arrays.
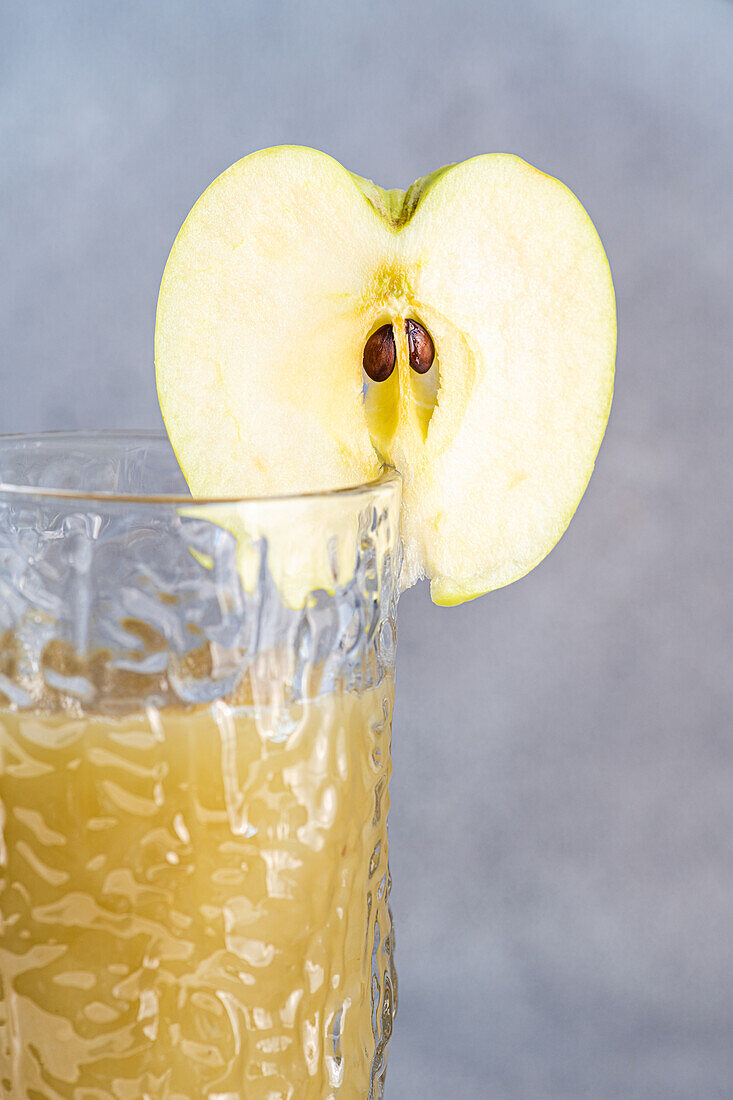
[[1, 140, 615, 1099], [0, 681, 395, 1099]]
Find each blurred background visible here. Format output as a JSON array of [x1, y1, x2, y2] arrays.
[[1, 1, 732, 1096]]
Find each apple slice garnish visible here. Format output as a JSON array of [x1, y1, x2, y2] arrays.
[[156, 146, 615, 604]]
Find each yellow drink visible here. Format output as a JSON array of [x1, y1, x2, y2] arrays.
[[0, 681, 395, 1098]]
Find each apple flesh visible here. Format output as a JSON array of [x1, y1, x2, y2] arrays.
[[156, 147, 615, 603]]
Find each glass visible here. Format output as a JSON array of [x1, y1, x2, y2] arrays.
[[0, 431, 401, 1099]]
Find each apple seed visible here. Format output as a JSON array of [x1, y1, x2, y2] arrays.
[[363, 324, 396, 382], [405, 319, 435, 374]]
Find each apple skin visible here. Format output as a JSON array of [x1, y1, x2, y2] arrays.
[[156, 147, 616, 604]]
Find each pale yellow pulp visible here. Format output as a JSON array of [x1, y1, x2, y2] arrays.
[[0, 682, 394, 1099]]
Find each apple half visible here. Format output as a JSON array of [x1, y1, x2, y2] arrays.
[[156, 146, 615, 604]]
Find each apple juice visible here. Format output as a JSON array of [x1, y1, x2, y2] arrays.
[[0, 681, 395, 1099]]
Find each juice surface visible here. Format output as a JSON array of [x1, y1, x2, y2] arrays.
[[0, 682, 395, 1099]]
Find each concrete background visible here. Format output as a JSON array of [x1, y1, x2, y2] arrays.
[[1, 1, 732, 1096]]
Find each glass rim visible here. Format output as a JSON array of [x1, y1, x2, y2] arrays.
[[0, 429, 401, 507]]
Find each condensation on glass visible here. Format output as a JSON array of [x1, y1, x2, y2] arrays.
[[0, 432, 401, 1100]]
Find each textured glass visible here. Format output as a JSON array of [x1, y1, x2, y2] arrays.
[[0, 432, 401, 1099]]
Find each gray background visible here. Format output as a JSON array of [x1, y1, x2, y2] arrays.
[[1, 1, 732, 1096]]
